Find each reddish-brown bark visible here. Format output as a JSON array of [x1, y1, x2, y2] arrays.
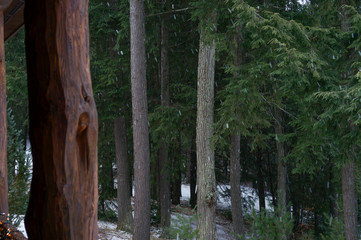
[[0, 7, 9, 215], [24, 0, 98, 239]]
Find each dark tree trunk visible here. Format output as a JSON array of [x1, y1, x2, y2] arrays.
[[171, 165, 181, 205], [275, 108, 286, 214], [190, 149, 197, 208], [24, 0, 98, 239], [329, 164, 338, 218], [130, 0, 151, 239], [196, 9, 217, 240], [159, 12, 171, 233], [114, 118, 133, 233], [267, 151, 276, 207], [0, 7, 8, 214], [230, 22, 244, 236], [230, 134, 244, 235], [257, 151, 265, 211], [275, 107, 287, 240]]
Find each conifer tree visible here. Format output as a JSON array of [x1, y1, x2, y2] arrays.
[[130, 0, 151, 239]]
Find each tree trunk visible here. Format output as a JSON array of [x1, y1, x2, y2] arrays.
[[275, 107, 287, 240], [130, 0, 151, 239], [171, 162, 182, 205], [257, 151, 265, 211], [24, 0, 98, 239], [340, 2, 358, 239], [196, 9, 217, 240], [114, 118, 133, 233], [0, 8, 8, 214], [342, 162, 358, 240], [230, 22, 244, 236], [275, 108, 286, 214], [190, 149, 197, 208], [230, 134, 244, 236], [159, 13, 171, 234]]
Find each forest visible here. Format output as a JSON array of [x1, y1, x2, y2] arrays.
[[3, 0, 361, 239]]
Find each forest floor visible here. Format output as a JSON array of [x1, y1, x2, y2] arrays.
[[17, 184, 269, 240], [96, 184, 271, 240]]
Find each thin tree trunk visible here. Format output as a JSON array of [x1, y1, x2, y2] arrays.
[[190, 149, 197, 208], [130, 0, 151, 239], [114, 118, 133, 233], [230, 134, 244, 236], [24, 0, 98, 238], [171, 160, 182, 205], [275, 107, 287, 240], [0, 8, 8, 214], [329, 163, 338, 218], [159, 12, 171, 234], [196, 9, 217, 240], [257, 151, 265, 211], [230, 22, 244, 237], [275, 108, 286, 213]]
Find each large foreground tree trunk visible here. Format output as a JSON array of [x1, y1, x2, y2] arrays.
[[196, 9, 217, 240], [0, 6, 8, 214], [114, 118, 133, 233], [24, 0, 98, 239], [130, 0, 151, 239]]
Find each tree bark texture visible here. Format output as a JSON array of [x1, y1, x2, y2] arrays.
[[0, 9, 8, 214], [24, 0, 98, 239], [114, 118, 133, 233], [230, 134, 244, 236], [342, 162, 358, 240], [159, 13, 171, 232], [275, 107, 286, 215], [196, 10, 217, 240], [130, 0, 151, 239]]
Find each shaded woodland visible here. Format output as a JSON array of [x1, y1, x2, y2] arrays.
[[2, 0, 361, 239]]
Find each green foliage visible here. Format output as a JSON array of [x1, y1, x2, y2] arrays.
[[7, 109, 30, 225], [167, 210, 199, 240], [240, 207, 293, 240], [320, 215, 345, 240]]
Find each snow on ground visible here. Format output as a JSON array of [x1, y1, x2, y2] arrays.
[[16, 184, 266, 239], [181, 184, 272, 212]]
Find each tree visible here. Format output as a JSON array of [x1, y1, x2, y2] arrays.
[[230, 23, 245, 237], [195, 2, 217, 239], [130, 0, 151, 239], [114, 117, 133, 232], [0, 1, 9, 214], [339, 1, 358, 239], [24, 0, 98, 238], [159, 10, 171, 235]]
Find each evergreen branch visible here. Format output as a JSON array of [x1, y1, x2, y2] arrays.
[[147, 7, 195, 17], [260, 94, 297, 119]]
